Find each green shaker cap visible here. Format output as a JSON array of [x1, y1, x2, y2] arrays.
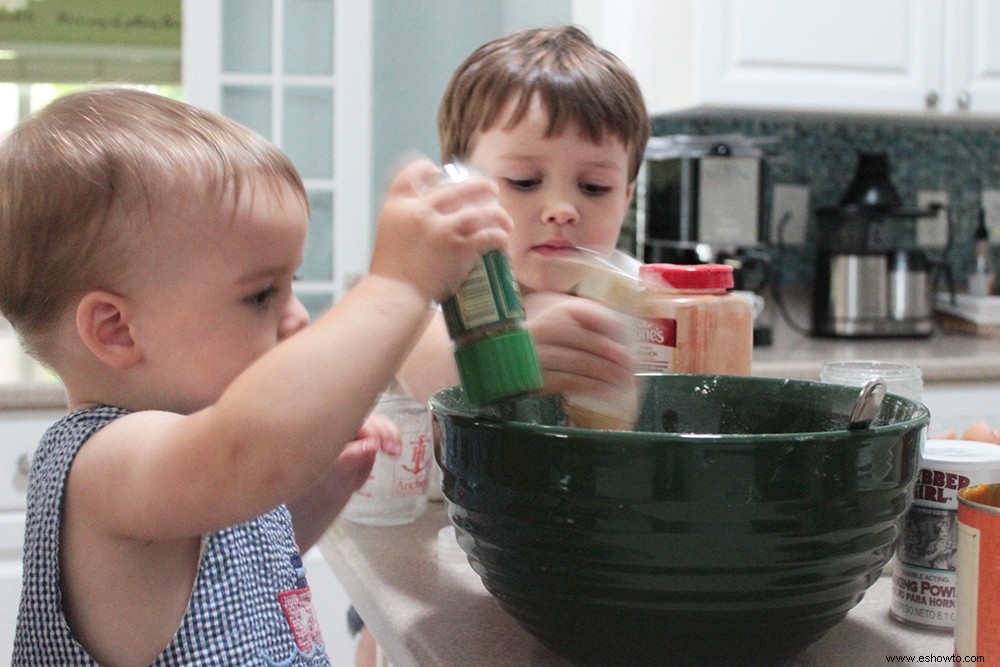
[[454, 329, 543, 405]]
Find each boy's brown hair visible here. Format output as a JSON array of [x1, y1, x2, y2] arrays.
[[0, 87, 306, 359], [439, 25, 650, 181]]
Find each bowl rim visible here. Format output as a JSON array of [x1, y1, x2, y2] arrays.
[[429, 374, 930, 444]]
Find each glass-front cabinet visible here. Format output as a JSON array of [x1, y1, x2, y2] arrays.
[[183, 0, 372, 314]]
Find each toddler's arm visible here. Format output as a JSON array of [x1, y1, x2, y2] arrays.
[[286, 413, 400, 550], [67, 157, 511, 542]]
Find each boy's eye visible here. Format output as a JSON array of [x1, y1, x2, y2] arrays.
[[504, 177, 540, 190], [581, 182, 612, 195]]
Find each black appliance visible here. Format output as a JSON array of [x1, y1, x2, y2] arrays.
[[811, 154, 943, 338]]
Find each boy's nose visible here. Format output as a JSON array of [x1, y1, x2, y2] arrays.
[[542, 199, 578, 226], [280, 295, 310, 340]]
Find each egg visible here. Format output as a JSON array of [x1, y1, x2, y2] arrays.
[[961, 421, 1000, 444]]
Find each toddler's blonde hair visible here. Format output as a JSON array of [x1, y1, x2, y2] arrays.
[[0, 87, 306, 359]]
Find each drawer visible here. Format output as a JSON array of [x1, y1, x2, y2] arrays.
[[0, 511, 25, 560], [0, 410, 65, 511]]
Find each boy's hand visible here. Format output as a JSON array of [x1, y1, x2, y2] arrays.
[[523, 292, 635, 399], [370, 157, 513, 303]]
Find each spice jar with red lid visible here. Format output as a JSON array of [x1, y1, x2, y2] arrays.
[[636, 263, 752, 375]]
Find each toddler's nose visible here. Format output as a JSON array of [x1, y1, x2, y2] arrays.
[[280, 295, 310, 339]]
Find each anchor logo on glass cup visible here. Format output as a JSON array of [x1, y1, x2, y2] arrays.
[[342, 382, 434, 526]]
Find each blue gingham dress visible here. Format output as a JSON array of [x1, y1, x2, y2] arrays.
[[13, 406, 332, 666]]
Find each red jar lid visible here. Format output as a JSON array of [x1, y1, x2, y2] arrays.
[[640, 263, 735, 290]]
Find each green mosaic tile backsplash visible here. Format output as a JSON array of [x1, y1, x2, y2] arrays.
[[648, 113, 1000, 288]]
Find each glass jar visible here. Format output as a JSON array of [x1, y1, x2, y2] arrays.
[[342, 382, 434, 526], [819, 360, 923, 402], [636, 263, 752, 375]]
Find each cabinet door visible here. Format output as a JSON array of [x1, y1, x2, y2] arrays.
[[699, 0, 944, 113], [574, 0, 945, 115], [0, 410, 64, 511], [944, 0, 1000, 114], [0, 512, 25, 662]]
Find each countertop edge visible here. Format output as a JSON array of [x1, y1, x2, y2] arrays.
[[0, 382, 67, 411], [317, 507, 954, 667], [753, 358, 1000, 382], [1, 360, 996, 413]]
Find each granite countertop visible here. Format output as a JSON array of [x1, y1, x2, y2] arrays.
[[2, 294, 997, 411], [751, 308, 1000, 382], [319, 505, 954, 667]]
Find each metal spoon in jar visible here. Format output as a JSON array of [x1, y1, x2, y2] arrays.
[[848, 377, 887, 430]]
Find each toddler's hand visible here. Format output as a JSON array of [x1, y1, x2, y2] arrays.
[[370, 157, 513, 303], [329, 413, 401, 495], [356, 412, 402, 458]]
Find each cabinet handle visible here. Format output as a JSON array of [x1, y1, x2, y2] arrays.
[[925, 90, 939, 109], [16, 452, 31, 478], [957, 91, 971, 110]]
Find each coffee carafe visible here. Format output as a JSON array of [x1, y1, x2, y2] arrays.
[[811, 154, 940, 338]]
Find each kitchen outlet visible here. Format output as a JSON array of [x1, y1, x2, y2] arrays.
[[982, 190, 1000, 246], [770, 184, 809, 245], [916, 190, 949, 249]]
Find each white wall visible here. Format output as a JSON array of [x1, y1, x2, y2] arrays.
[[370, 0, 571, 211]]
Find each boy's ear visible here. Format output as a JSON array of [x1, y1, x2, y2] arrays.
[[625, 181, 636, 201], [75, 291, 142, 370]]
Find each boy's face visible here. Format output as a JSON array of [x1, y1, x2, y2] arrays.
[[125, 180, 310, 414], [467, 94, 635, 294]]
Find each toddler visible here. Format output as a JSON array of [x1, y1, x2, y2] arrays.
[[0, 88, 510, 666]]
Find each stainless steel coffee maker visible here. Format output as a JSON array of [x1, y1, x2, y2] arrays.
[[637, 134, 776, 345], [811, 154, 942, 338], [637, 134, 765, 265]]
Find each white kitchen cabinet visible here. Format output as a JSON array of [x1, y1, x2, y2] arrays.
[[0, 512, 25, 667], [573, 0, 1000, 117], [303, 547, 358, 666], [943, 0, 1000, 114], [0, 409, 63, 666], [0, 409, 358, 666]]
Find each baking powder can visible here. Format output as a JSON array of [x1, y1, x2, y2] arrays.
[[955, 483, 1000, 661], [890, 439, 1000, 630]]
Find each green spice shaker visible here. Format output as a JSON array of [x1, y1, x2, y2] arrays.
[[435, 164, 543, 404]]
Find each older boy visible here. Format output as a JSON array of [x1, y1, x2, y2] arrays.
[[399, 25, 650, 406]]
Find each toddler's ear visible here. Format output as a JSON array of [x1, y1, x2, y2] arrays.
[[75, 291, 141, 370]]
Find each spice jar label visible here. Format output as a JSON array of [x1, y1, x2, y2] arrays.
[[634, 317, 677, 374], [443, 251, 525, 334]]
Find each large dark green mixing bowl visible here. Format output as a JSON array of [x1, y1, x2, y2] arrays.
[[429, 374, 928, 667]]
